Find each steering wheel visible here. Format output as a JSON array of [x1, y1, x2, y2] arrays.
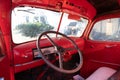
[[36, 31, 83, 74]]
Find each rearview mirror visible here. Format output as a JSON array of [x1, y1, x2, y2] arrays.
[[68, 14, 80, 20]]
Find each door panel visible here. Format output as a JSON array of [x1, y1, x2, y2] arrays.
[[80, 18, 120, 78], [84, 40, 120, 64], [80, 40, 120, 78]]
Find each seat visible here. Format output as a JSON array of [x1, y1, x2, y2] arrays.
[[86, 67, 116, 80]]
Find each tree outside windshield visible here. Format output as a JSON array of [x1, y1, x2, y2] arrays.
[[12, 7, 88, 43]]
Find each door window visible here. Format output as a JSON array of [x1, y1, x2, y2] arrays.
[[89, 18, 120, 41]]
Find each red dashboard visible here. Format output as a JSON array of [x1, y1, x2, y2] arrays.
[[13, 37, 85, 73]]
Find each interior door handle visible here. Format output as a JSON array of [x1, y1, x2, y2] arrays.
[[105, 45, 117, 48]]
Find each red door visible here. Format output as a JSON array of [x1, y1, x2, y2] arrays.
[[81, 17, 120, 78]]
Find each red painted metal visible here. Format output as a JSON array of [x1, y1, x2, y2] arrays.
[[0, 0, 120, 80], [13, 37, 85, 74], [0, 0, 15, 80]]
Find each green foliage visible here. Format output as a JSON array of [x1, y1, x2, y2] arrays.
[[16, 22, 54, 37]]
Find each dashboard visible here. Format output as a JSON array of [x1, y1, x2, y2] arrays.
[[13, 37, 85, 73]]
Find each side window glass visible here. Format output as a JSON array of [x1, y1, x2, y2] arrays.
[[89, 18, 120, 41]]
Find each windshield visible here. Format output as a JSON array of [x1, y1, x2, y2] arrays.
[[12, 7, 88, 43]]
